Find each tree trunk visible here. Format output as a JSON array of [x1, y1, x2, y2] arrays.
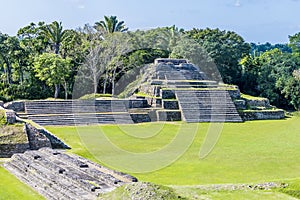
[[4, 61, 12, 84], [111, 68, 117, 96], [54, 84, 60, 99], [54, 43, 60, 55], [19, 61, 24, 83], [103, 72, 108, 94], [63, 81, 68, 100], [93, 75, 98, 94]]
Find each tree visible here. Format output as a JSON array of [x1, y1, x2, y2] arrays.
[[250, 42, 291, 56], [94, 16, 128, 34], [239, 55, 260, 95], [0, 33, 22, 84], [34, 53, 71, 99], [289, 32, 300, 53], [244, 49, 300, 109], [159, 25, 183, 54], [40, 21, 70, 54], [186, 28, 251, 84], [99, 33, 131, 95]]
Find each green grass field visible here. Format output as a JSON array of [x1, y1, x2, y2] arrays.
[[0, 163, 44, 200], [46, 114, 300, 185], [1, 113, 300, 199]]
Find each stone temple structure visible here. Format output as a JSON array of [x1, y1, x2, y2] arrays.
[[6, 58, 284, 126]]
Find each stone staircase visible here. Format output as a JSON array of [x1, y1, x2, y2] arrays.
[[3, 148, 137, 200], [175, 90, 243, 122], [25, 100, 134, 126]]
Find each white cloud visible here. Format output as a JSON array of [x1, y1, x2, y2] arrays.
[[234, 0, 241, 7]]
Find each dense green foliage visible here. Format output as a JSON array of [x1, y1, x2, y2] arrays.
[[186, 28, 251, 84], [240, 49, 300, 109], [250, 42, 292, 56], [0, 16, 299, 110]]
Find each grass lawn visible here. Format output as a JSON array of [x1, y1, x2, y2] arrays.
[[46, 113, 300, 185], [0, 164, 44, 200], [1, 113, 299, 199]]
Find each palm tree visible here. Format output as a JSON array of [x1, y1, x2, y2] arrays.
[[39, 21, 70, 98], [160, 25, 182, 55], [40, 21, 69, 54], [94, 16, 128, 34]]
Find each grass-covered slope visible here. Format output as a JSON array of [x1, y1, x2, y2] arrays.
[[0, 164, 44, 200]]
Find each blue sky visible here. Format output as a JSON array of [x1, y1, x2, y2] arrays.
[[0, 0, 300, 43]]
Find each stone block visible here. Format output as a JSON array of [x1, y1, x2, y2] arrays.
[[161, 89, 176, 99], [5, 110, 16, 124], [234, 99, 246, 110], [245, 99, 270, 109], [240, 110, 285, 121], [130, 113, 151, 123], [163, 100, 179, 110], [157, 110, 181, 121], [4, 100, 25, 112]]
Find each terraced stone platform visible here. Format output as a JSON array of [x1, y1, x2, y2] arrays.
[[24, 100, 135, 126], [175, 90, 243, 122], [138, 58, 243, 123], [3, 148, 137, 200]]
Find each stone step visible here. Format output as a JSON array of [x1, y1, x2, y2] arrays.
[[3, 148, 137, 200], [176, 89, 242, 122], [27, 113, 134, 126], [5, 154, 91, 199]]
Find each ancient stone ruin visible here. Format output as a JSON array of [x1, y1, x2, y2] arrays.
[[4, 148, 137, 200], [0, 107, 53, 157], [3, 58, 284, 126]]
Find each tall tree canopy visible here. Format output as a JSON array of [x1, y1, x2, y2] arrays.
[[33, 53, 71, 98], [186, 28, 251, 84], [94, 16, 128, 34], [40, 21, 70, 54]]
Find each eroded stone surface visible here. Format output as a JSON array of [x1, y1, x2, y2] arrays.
[[3, 148, 137, 200]]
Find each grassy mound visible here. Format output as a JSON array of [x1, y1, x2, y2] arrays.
[[0, 124, 27, 144], [79, 93, 112, 100], [99, 182, 184, 200], [0, 110, 27, 144]]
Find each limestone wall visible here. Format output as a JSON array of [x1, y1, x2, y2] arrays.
[[245, 99, 270, 109], [240, 110, 285, 120], [130, 113, 151, 123], [37, 128, 70, 149], [228, 89, 241, 99], [157, 110, 181, 121], [0, 143, 30, 158], [163, 100, 179, 110], [3, 100, 25, 112], [161, 89, 176, 99], [234, 99, 246, 110], [25, 123, 52, 150]]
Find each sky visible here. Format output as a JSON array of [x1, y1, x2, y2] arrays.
[[0, 0, 300, 43]]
